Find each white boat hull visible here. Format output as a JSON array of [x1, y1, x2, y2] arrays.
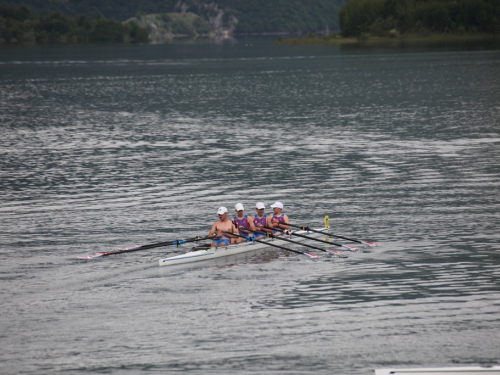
[[158, 228, 328, 266], [375, 366, 500, 375]]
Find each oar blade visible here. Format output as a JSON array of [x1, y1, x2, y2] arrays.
[[327, 250, 348, 258], [341, 245, 358, 251], [304, 252, 321, 259], [362, 241, 379, 247]]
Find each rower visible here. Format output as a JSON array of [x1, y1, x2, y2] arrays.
[[268, 201, 290, 235], [208, 207, 239, 247], [253, 202, 271, 239], [232, 203, 256, 243]]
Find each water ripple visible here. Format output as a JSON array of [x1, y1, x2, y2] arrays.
[[1, 44, 500, 375]]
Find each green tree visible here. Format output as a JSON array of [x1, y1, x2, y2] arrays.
[[90, 19, 124, 43], [415, 2, 451, 33], [193, 16, 210, 34], [171, 19, 194, 36], [0, 4, 31, 21], [125, 21, 149, 43], [339, 0, 500, 36], [36, 12, 72, 34], [339, 0, 384, 37]]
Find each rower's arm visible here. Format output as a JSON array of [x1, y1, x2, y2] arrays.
[[232, 221, 240, 235], [225, 224, 239, 239], [268, 216, 277, 228], [248, 219, 256, 232], [273, 215, 289, 230], [281, 215, 290, 230], [208, 223, 218, 238]]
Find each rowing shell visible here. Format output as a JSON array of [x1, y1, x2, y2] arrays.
[[158, 228, 329, 266], [375, 366, 500, 375]]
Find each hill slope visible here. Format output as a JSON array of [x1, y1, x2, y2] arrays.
[[339, 0, 500, 37], [1, 0, 348, 34]]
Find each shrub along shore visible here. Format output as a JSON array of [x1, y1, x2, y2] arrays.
[[274, 32, 500, 46], [0, 4, 149, 45], [276, 0, 500, 46]]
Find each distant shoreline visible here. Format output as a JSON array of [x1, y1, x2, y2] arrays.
[[274, 33, 500, 46]]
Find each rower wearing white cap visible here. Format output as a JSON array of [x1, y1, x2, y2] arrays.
[[268, 201, 290, 235], [232, 203, 256, 243], [208, 206, 239, 247], [253, 202, 271, 239]]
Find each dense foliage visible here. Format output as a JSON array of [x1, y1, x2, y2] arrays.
[[1, 0, 348, 33], [339, 0, 500, 37], [0, 4, 149, 44], [213, 0, 346, 33]]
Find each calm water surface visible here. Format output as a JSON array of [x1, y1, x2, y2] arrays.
[[1, 40, 500, 374]]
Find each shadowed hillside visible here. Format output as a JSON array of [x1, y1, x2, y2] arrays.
[[1, 0, 348, 35]]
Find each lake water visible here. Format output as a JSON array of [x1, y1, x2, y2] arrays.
[[1, 39, 500, 374]]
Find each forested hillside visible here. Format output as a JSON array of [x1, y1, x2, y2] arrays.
[[0, 4, 148, 44], [339, 0, 500, 37], [1, 0, 348, 34]]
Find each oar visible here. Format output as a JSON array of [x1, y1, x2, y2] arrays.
[[225, 232, 321, 259], [77, 235, 215, 259], [247, 228, 347, 257], [266, 226, 357, 252], [286, 223, 378, 247]]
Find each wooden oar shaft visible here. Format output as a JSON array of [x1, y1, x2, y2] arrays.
[[264, 226, 345, 248], [119, 235, 211, 253], [78, 235, 214, 259], [286, 223, 376, 246], [285, 223, 327, 235], [267, 227, 351, 254], [225, 232, 318, 257], [246, 228, 333, 254]]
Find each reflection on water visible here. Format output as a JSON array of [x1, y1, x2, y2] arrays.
[[1, 42, 500, 374]]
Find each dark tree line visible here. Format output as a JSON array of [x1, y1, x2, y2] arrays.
[[339, 0, 500, 37], [214, 0, 346, 33], [0, 4, 149, 44], [1, 0, 179, 20], [1, 0, 348, 34]]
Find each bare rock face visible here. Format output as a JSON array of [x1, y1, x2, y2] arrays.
[[127, 1, 239, 43], [174, 1, 190, 13], [203, 2, 238, 41]]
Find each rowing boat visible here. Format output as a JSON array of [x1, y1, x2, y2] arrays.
[[375, 366, 500, 375], [158, 228, 329, 266]]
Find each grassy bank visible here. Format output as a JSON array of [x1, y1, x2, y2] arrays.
[[274, 32, 500, 46]]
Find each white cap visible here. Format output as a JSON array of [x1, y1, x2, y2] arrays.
[[235, 203, 244, 211], [256, 202, 265, 209], [217, 206, 228, 215], [270, 201, 283, 209]]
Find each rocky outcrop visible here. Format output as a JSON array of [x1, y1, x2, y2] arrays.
[[201, 2, 238, 41], [174, 1, 190, 13], [126, 14, 173, 43], [127, 2, 239, 43]]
